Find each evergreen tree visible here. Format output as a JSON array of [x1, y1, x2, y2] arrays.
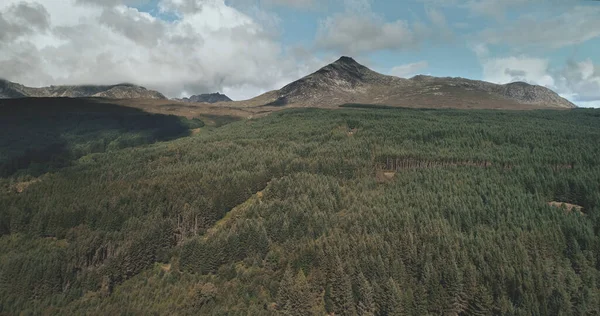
[[386, 278, 405, 316], [276, 267, 313, 315], [326, 257, 357, 316], [277, 266, 295, 313], [355, 273, 375, 316]]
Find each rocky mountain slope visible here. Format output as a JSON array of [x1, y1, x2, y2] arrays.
[[0, 79, 166, 99], [409, 75, 575, 108], [177, 92, 232, 103], [240, 57, 575, 109]]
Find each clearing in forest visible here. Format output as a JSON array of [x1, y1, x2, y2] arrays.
[[548, 201, 584, 215]]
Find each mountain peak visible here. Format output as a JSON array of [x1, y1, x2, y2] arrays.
[[265, 56, 401, 107], [317, 56, 377, 79], [334, 56, 358, 65]]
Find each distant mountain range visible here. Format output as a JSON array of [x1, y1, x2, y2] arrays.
[[0, 79, 166, 100], [0, 57, 576, 109], [176, 93, 232, 103], [238, 56, 575, 109]]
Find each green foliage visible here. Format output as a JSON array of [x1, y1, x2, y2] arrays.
[[1, 106, 600, 315], [326, 256, 357, 315], [276, 267, 312, 315]]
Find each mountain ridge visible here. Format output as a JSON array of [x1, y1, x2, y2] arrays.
[[251, 56, 575, 109], [408, 74, 574, 107], [0, 79, 166, 100], [0, 57, 576, 109]]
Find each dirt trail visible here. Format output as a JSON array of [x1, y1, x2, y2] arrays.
[[10, 178, 42, 193]]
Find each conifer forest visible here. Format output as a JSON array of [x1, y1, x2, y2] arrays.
[[1, 100, 599, 315]]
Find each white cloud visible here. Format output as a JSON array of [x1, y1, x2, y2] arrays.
[[262, 0, 315, 9], [479, 6, 600, 50], [555, 59, 600, 103], [479, 55, 600, 108], [390, 61, 429, 78], [481, 56, 555, 88], [315, 0, 451, 55], [425, 7, 448, 31], [421, 0, 576, 19], [76, 0, 154, 7], [316, 13, 419, 55], [466, 0, 533, 19], [472, 44, 490, 60], [0, 0, 312, 100], [0, 2, 50, 41]]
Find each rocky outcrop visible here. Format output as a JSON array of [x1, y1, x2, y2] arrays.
[[178, 93, 232, 103], [496, 82, 572, 106]]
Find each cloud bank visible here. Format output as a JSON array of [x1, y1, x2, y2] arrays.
[[0, 0, 315, 100]]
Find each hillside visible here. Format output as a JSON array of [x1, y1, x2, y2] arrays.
[[0, 98, 204, 178], [0, 79, 166, 99], [177, 93, 232, 103], [0, 103, 599, 315], [234, 57, 575, 109]]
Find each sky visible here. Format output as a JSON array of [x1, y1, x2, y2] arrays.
[[0, 0, 599, 107]]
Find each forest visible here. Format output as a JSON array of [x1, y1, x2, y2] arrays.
[[0, 103, 599, 315], [0, 98, 204, 178]]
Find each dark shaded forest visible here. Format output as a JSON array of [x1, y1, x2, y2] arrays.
[[0, 98, 204, 177], [1, 104, 599, 315]]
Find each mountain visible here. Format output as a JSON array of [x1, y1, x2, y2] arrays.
[[409, 75, 576, 108], [0, 79, 166, 99], [177, 92, 232, 103], [246, 56, 575, 109]]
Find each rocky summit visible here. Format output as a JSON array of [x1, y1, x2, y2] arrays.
[[177, 93, 232, 103], [265, 56, 404, 106]]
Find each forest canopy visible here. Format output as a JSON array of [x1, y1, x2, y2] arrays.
[[0, 104, 599, 315]]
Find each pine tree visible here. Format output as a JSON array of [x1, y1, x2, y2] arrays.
[[386, 278, 405, 316], [292, 269, 313, 315], [276, 267, 313, 316], [465, 285, 493, 316], [355, 273, 375, 316], [442, 261, 468, 316], [277, 266, 295, 313], [326, 257, 357, 316]]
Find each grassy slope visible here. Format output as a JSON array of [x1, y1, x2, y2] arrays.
[[1, 106, 599, 315]]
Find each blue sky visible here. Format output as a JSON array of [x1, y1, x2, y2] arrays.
[[247, 0, 600, 107], [1, 0, 599, 106]]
